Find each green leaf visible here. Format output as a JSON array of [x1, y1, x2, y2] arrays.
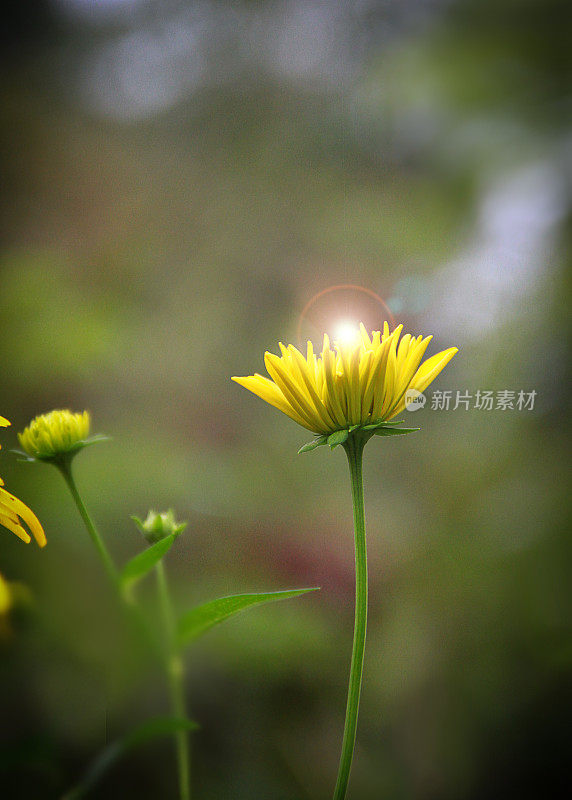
[[373, 426, 419, 436], [120, 534, 176, 594], [327, 429, 349, 449], [62, 716, 198, 800], [297, 435, 327, 454], [177, 588, 319, 648]]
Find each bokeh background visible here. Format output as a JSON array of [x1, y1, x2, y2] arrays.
[[1, 1, 571, 798]]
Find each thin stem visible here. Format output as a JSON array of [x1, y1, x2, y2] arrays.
[[58, 460, 119, 587], [58, 461, 162, 661], [156, 560, 191, 800], [333, 434, 368, 800]]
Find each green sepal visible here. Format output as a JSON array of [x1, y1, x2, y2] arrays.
[[298, 434, 328, 454], [11, 435, 111, 464], [177, 588, 319, 649], [373, 426, 419, 436], [362, 420, 404, 431], [61, 716, 198, 800], [120, 534, 177, 598], [298, 420, 413, 453], [327, 429, 349, 449]]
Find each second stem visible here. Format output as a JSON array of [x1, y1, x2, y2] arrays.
[[155, 560, 191, 800]]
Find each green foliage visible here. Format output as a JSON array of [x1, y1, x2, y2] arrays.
[[362, 420, 404, 429], [373, 426, 419, 436], [177, 588, 319, 648], [298, 420, 416, 453], [297, 434, 327, 453], [327, 430, 349, 449], [120, 535, 177, 596]]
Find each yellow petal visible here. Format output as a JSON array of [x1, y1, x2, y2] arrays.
[[409, 347, 459, 393], [337, 345, 360, 424], [231, 375, 313, 430], [361, 336, 391, 421], [389, 335, 433, 415], [395, 334, 412, 372], [264, 353, 323, 431], [0, 488, 45, 547], [288, 346, 336, 430], [388, 346, 459, 418], [358, 349, 373, 422], [322, 346, 347, 427], [378, 336, 398, 419], [359, 323, 372, 348], [372, 326, 402, 419], [0, 511, 32, 544]]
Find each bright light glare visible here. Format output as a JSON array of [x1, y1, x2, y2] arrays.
[[334, 321, 360, 346]]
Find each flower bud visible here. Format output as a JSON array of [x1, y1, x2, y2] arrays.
[[131, 509, 187, 544]]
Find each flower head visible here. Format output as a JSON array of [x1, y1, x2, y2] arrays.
[[131, 509, 188, 544], [18, 410, 103, 463], [233, 322, 457, 438], [1, 417, 46, 547]]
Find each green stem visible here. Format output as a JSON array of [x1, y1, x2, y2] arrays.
[[333, 433, 368, 800], [156, 560, 191, 800], [58, 460, 119, 587]]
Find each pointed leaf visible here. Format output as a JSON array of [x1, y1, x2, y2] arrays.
[[120, 534, 176, 594], [62, 716, 198, 800], [373, 426, 419, 436], [327, 430, 349, 449], [177, 588, 319, 648], [298, 435, 327, 454]]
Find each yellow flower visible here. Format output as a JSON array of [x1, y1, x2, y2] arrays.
[[0, 417, 46, 547], [232, 322, 458, 435], [18, 409, 92, 461]]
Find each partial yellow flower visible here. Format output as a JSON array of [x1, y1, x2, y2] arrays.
[[0, 572, 34, 640], [1, 417, 46, 547], [232, 322, 458, 435], [18, 409, 92, 461], [0, 571, 11, 614]]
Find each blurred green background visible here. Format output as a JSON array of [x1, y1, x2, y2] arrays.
[[1, 1, 570, 798]]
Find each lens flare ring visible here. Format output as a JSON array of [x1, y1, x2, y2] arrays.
[[296, 284, 396, 345]]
